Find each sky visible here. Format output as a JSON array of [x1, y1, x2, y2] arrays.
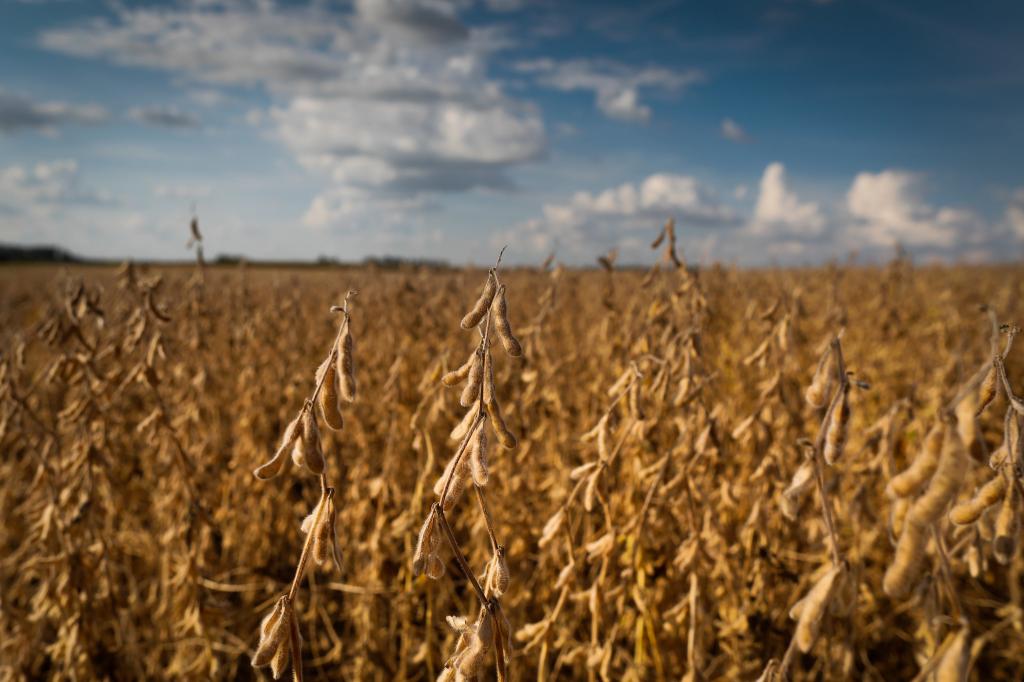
[[1, 0, 1023, 266]]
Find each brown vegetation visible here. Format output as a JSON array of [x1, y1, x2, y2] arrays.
[[1, 248, 1023, 680]]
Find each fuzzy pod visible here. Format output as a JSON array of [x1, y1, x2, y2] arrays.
[[822, 386, 850, 465], [313, 491, 338, 568], [482, 349, 495, 405], [252, 597, 290, 667], [297, 409, 325, 475], [434, 452, 470, 512], [442, 351, 476, 387], [450, 402, 480, 442], [596, 414, 610, 461], [805, 355, 832, 409], [489, 552, 509, 597], [318, 360, 345, 431], [583, 470, 600, 512], [460, 351, 483, 408], [337, 327, 356, 402], [791, 564, 843, 653], [461, 271, 497, 329], [538, 508, 565, 548], [254, 413, 301, 479], [949, 473, 1007, 525], [908, 424, 967, 527], [887, 422, 944, 499], [412, 512, 438, 576], [493, 286, 522, 357], [781, 461, 815, 521], [977, 364, 998, 416], [458, 610, 494, 673], [469, 421, 489, 486], [486, 398, 517, 449], [883, 519, 928, 599]]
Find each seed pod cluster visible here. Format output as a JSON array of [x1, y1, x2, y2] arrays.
[[884, 424, 967, 598], [250, 298, 356, 680], [301, 489, 341, 570], [252, 596, 297, 679], [445, 610, 494, 679], [421, 259, 521, 680]]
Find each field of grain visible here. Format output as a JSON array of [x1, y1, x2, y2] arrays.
[[2, 252, 1023, 681]]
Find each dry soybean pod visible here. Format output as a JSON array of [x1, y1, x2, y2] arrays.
[[487, 397, 517, 450], [318, 359, 345, 431], [492, 285, 522, 357], [887, 421, 944, 499], [337, 325, 356, 402], [461, 271, 497, 330]]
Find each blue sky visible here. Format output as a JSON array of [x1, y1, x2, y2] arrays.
[[1, 0, 1022, 265]]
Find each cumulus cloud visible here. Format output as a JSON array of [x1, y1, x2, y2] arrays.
[[514, 58, 702, 122], [0, 87, 108, 134], [751, 162, 825, 236], [720, 118, 748, 142], [1004, 188, 1024, 240], [41, 0, 545, 229], [0, 159, 148, 256], [128, 106, 201, 129], [354, 0, 469, 45], [500, 172, 737, 260], [0, 160, 114, 213], [844, 170, 980, 248]]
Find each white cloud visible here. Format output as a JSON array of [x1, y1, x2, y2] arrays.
[[0, 87, 108, 134], [41, 0, 545, 230], [128, 106, 201, 129], [514, 58, 702, 123], [0, 160, 114, 212], [0, 160, 147, 255], [721, 118, 748, 142], [187, 88, 229, 107], [153, 183, 212, 200], [751, 162, 824, 236], [500, 172, 737, 260], [354, 0, 470, 45], [1004, 188, 1024, 240], [844, 170, 975, 248]]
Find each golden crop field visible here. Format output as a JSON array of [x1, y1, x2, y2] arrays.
[[2, 245, 1023, 681]]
